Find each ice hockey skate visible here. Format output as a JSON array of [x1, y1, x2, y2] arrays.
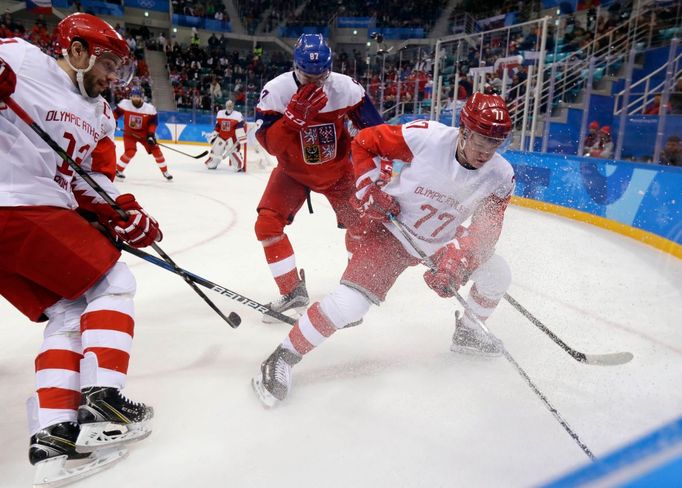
[[30, 421, 127, 488], [115, 170, 125, 179], [75, 387, 153, 453], [251, 345, 301, 407], [450, 312, 503, 357], [262, 270, 310, 324], [162, 171, 173, 181]]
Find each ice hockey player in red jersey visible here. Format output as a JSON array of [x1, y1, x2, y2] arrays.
[[206, 99, 247, 171], [0, 13, 159, 485], [114, 86, 172, 180], [253, 93, 516, 407], [254, 34, 383, 323]]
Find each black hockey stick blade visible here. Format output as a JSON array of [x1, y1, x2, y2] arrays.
[[127, 132, 208, 159], [159, 143, 208, 159], [503, 293, 633, 366], [150, 243, 240, 328], [122, 244, 295, 325]]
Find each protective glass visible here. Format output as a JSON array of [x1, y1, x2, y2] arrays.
[[467, 131, 509, 155], [294, 67, 330, 86], [97, 52, 135, 87]]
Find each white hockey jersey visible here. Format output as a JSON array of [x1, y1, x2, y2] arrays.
[[355, 120, 515, 258], [214, 109, 244, 140], [0, 38, 117, 209]]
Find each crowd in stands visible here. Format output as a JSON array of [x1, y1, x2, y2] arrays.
[[165, 38, 290, 111], [171, 0, 230, 22], [236, 0, 448, 35], [237, 0, 300, 35]]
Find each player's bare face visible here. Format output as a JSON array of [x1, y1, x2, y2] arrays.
[[461, 131, 504, 169], [83, 54, 121, 97]]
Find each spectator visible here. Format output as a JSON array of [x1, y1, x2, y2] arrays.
[[660, 135, 682, 166], [589, 126, 614, 158], [644, 94, 672, 115], [209, 77, 222, 100], [583, 121, 599, 153]]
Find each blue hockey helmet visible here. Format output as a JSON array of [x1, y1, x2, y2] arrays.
[[130, 86, 143, 97], [293, 34, 332, 76]]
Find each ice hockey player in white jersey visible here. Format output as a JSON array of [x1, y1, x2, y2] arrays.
[[0, 13, 159, 486], [253, 93, 515, 407], [205, 99, 247, 171]]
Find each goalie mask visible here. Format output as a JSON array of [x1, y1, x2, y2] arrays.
[[457, 92, 512, 168], [56, 13, 134, 98], [225, 100, 234, 114], [293, 34, 332, 87]]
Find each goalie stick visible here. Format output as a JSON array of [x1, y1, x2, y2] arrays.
[[121, 243, 296, 325], [5, 96, 240, 329], [128, 132, 208, 159], [503, 293, 633, 366], [389, 214, 595, 460]]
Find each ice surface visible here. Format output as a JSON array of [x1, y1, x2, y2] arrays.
[[1, 143, 681, 487]]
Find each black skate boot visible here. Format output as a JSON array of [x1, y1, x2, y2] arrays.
[[29, 422, 89, 465], [251, 345, 302, 407], [162, 171, 173, 181], [76, 387, 153, 453], [30, 422, 128, 487], [450, 312, 503, 357], [262, 269, 310, 324], [115, 170, 125, 179]]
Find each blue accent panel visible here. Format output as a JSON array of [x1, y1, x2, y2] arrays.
[[624, 457, 682, 487], [155, 124, 172, 140], [255, 110, 282, 132], [277, 26, 330, 38], [349, 95, 383, 129], [125, 0, 168, 12], [337, 17, 373, 28], [542, 417, 682, 487], [604, 168, 656, 224], [504, 151, 682, 244], [177, 124, 213, 142], [80, 0, 123, 16], [172, 14, 232, 32]]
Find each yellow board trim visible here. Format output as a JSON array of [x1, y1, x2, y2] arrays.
[[511, 196, 682, 259]]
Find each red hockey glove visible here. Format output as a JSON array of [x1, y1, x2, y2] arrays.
[[352, 182, 400, 222], [283, 84, 327, 130], [98, 194, 163, 248], [423, 243, 473, 298], [0, 57, 17, 101], [146, 134, 157, 146]]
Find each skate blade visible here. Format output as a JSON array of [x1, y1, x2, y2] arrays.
[[75, 421, 152, 453], [33, 448, 127, 488], [261, 306, 306, 324], [251, 376, 279, 408], [450, 343, 503, 358]]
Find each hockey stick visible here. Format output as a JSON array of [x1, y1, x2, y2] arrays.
[[128, 132, 208, 159], [5, 97, 240, 329], [120, 243, 296, 325], [388, 214, 595, 460], [503, 293, 633, 366]]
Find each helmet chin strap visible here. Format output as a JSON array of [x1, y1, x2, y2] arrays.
[[456, 129, 475, 169], [62, 48, 97, 98]]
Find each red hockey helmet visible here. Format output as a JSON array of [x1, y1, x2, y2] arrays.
[[460, 92, 512, 140], [56, 13, 133, 88]]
